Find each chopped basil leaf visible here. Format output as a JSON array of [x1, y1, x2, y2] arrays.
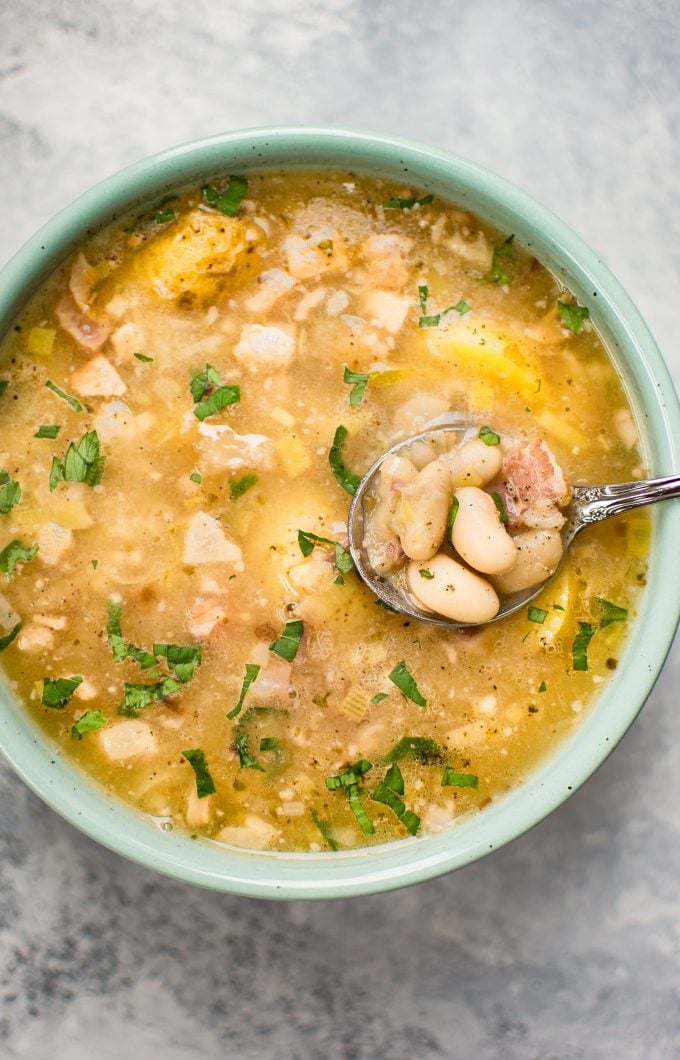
[[384, 762, 405, 796], [106, 601, 127, 663], [190, 363, 223, 402], [0, 621, 21, 652], [418, 568, 434, 580], [227, 662, 261, 720], [373, 762, 419, 834], [0, 539, 38, 579], [189, 472, 202, 484], [125, 644, 159, 670], [34, 424, 60, 439], [374, 598, 398, 613], [347, 783, 375, 834], [595, 597, 628, 627], [297, 529, 354, 577], [234, 732, 263, 771], [417, 285, 440, 327], [310, 809, 340, 851], [382, 194, 433, 210], [0, 472, 21, 514], [328, 425, 360, 495], [202, 175, 248, 217], [388, 660, 427, 706], [45, 379, 83, 412], [194, 384, 240, 421], [229, 474, 257, 499], [119, 677, 183, 717], [42, 675, 83, 709], [91, 559, 98, 570], [326, 758, 373, 790], [441, 767, 479, 789], [343, 366, 369, 406], [528, 606, 549, 624], [269, 619, 303, 662], [71, 709, 106, 741], [558, 300, 590, 335], [154, 208, 176, 223], [383, 736, 445, 764], [479, 425, 500, 446], [446, 494, 460, 545], [133, 352, 154, 363], [572, 621, 598, 672], [538, 680, 547, 693], [418, 285, 429, 314], [152, 642, 202, 682], [448, 299, 470, 315], [259, 737, 278, 752], [491, 491, 509, 525], [373, 781, 405, 818], [0, 381, 8, 397], [182, 749, 216, 797], [419, 314, 440, 328], [370, 692, 388, 704], [400, 810, 421, 835], [488, 234, 515, 285], [49, 430, 104, 491]]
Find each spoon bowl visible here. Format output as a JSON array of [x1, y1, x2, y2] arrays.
[[348, 422, 680, 627]]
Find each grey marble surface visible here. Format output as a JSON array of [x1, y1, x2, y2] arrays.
[[1, 2, 679, 1057]]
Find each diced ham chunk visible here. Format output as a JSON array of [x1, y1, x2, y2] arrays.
[[500, 439, 570, 529], [56, 293, 111, 351], [233, 324, 295, 369], [71, 354, 126, 397], [183, 511, 243, 568]]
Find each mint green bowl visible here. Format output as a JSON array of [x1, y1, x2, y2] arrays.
[[1, 128, 678, 900]]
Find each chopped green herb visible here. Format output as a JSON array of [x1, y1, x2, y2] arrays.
[[269, 619, 304, 663], [45, 379, 82, 412], [195, 384, 240, 421], [384, 762, 405, 796], [49, 430, 104, 491], [91, 559, 98, 570], [370, 692, 388, 704], [0, 622, 21, 652], [202, 175, 248, 217], [446, 494, 460, 545], [229, 474, 257, 499], [595, 597, 628, 627], [152, 643, 202, 682], [34, 424, 60, 439], [488, 234, 515, 285], [558, 300, 590, 335], [374, 598, 398, 613], [572, 621, 598, 672], [347, 783, 375, 834], [373, 762, 419, 834], [538, 680, 547, 693], [383, 736, 445, 764], [310, 809, 340, 851], [133, 352, 154, 363], [491, 491, 509, 525], [418, 568, 434, 580], [373, 781, 405, 818], [448, 299, 470, 315], [0, 381, 8, 397], [326, 758, 373, 790], [417, 284, 441, 328], [182, 749, 216, 797], [441, 767, 479, 789], [343, 367, 369, 406], [528, 606, 549, 624], [154, 208, 176, 223], [0, 539, 38, 579], [42, 675, 83, 709], [418, 285, 429, 314], [328, 425, 360, 495], [382, 194, 433, 210], [190, 363, 223, 402], [553, 604, 565, 612], [0, 472, 21, 514], [71, 709, 106, 741], [297, 529, 354, 578], [234, 732, 263, 771], [189, 472, 202, 485], [259, 737, 279, 752], [388, 660, 427, 706], [106, 601, 127, 663], [119, 677, 183, 717], [479, 425, 501, 446], [227, 662, 261, 720], [419, 315, 440, 328]]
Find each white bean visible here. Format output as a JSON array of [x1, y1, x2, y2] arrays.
[[408, 554, 500, 623], [441, 438, 503, 488], [398, 459, 452, 560], [451, 486, 517, 575], [492, 528, 563, 593]]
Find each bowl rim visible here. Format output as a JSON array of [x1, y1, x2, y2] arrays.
[[0, 125, 679, 900]]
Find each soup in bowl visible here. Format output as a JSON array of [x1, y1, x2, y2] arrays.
[[0, 129, 677, 898]]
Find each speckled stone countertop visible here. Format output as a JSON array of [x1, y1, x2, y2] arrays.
[[1, 3, 679, 1057]]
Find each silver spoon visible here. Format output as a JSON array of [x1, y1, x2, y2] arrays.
[[347, 422, 680, 628]]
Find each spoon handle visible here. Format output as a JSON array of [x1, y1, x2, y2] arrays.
[[571, 475, 680, 524]]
